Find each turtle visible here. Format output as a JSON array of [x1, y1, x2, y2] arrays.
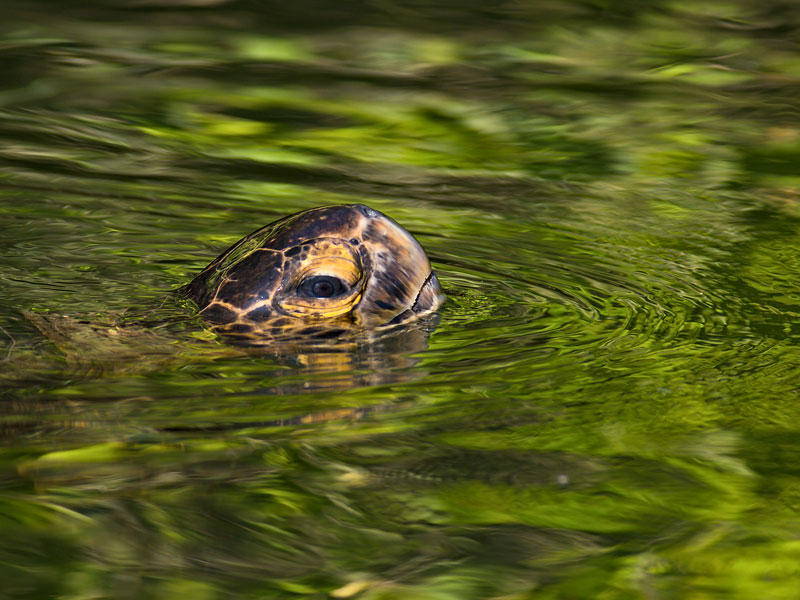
[[12, 204, 442, 387], [178, 203, 445, 344]]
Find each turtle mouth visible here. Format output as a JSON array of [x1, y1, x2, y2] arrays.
[[380, 271, 445, 326], [411, 272, 445, 314]]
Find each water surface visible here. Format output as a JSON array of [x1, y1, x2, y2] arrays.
[[3, 1, 800, 598]]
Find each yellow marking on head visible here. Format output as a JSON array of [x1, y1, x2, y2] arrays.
[[275, 238, 365, 320], [294, 256, 361, 286], [279, 292, 362, 320]]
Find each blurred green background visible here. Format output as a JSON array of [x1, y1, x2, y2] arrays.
[[3, 1, 800, 598]]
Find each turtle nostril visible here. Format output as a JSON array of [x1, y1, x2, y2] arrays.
[[352, 204, 378, 218]]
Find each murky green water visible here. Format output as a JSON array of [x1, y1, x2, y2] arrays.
[[4, 1, 800, 598]]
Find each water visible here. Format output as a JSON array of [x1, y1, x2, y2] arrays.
[[3, 1, 800, 598]]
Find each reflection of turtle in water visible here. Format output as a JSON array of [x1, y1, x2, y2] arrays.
[[179, 203, 444, 344]]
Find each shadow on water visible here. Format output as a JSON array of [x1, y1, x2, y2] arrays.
[[4, 0, 800, 598]]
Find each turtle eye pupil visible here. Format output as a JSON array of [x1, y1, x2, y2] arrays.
[[313, 280, 334, 297], [299, 275, 346, 298]]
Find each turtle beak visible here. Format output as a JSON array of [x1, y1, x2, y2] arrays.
[[352, 211, 444, 327], [410, 272, 445, 315]]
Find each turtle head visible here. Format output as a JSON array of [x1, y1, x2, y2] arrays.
[[180, 204, 444, 336]]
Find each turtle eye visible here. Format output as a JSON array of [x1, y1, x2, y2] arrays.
[[297, 275, 347, 299]]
